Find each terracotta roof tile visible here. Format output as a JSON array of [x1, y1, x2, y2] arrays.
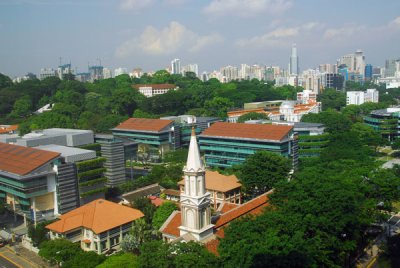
[[162, 189, 180, 197], [178, 170, 241, 193], [200, 122, 293, 141], [0, 142, 60, 175], [0, 125, 18, 134], [214, 192, 270, 229], [46, 199, 144, 234], [160, 211, 181, 237], [132, 84, 177, 90], [218, 203, 240, 214], [113, 118, 174, 132], [148, 196, 166, 207]]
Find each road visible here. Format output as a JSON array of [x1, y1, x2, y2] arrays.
[[0, 247, 34, 268], [0, 253, 19, 268]]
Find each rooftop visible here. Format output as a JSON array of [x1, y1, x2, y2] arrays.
[[113, 118, 174, 132], [200, 122, 293, 141], [35, 144, 96, 163], [46, 199, 144, 234], [0, 142, 60, 176], [178, 170, 241, 193], [132, 84, 177, 89]]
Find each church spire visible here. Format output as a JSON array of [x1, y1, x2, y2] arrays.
[[184, 127, 204, 172]]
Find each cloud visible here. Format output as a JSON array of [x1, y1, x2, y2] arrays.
[[119, 0, 154, 11], [389, 16, 400, 28], [204, 0, 293, 17], [323, 25, 365, 40], [115, 21, 223, 57], [119, 0, 187, 11], [236, 22, 321, 47]]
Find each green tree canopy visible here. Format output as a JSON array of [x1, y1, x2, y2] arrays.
[[318, 88, 346, 111], [152, 202, 178, 230], [238, 150, 291, 195], [96, 253, 138, 268], [237, 112, 267, 123]]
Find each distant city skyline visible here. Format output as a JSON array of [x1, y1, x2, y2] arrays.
[[1, 0, 400, 77]]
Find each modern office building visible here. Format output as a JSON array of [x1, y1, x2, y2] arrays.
[[322, 73, 344, 90], [364, 107, 400, 142], [346, 89, 379, 105], [112, 118, 175, 162], [35, 145, 106, 207], [198, 122, 297, 169], [289, 43, 299, 75], [46, 199, 144, 254], [132, 84, 178, 98], [89, 65, 104, 81], [0, 143, 63, 222], [365, 64, 373, 81]]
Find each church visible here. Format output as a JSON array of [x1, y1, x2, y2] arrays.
[[160, 128, 271, 252]]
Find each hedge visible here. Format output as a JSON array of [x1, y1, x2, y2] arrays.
[[76, 157, 106, 172], [80, 187, 107, 197], [78, 167, 106, 181], [79, 177, 107, 187]]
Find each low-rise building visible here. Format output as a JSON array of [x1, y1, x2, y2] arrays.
[[364, 107, 400, 142], [112, 118, 175, 162], [199, 122, 297, 169], [346, 89, 379, 105], [132, 84, 178, 98], [46, 199, 144, 254], [0, 142, 62, 222]]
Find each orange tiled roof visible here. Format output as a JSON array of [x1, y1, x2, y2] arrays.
[[214, 192, 269, 229], [227, 108, 266, 117], [178, 170, 241, 193], [160, 211, 181, 237], [201, 122, 293, 141], [0, 142, 60, 176], [132, 84, 176, 90], [218, 202, 240, 214], [163, 189, 180, 197], [46, 199, 144, 234], [0, 125, 18, 134], [148, 196, 166, 207], [113, 118, 174, 132]]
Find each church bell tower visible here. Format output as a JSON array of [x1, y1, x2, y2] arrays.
[[179, 127, 214, 241]]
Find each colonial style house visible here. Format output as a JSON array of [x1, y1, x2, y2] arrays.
[[46, 199, 144, 254]]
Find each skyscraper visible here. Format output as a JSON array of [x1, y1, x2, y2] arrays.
[[171, 58, 181, 74], [289, 43, 299, 75]]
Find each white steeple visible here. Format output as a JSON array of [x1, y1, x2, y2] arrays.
[[184, 127, 204, 173], [179, 127, 213, 241]]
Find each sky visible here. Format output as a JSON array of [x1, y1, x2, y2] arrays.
[[0, 0, 400, 77]]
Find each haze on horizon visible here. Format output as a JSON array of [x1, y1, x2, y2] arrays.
[[1, 0, 400, 77]]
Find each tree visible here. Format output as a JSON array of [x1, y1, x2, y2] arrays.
[[238, 151, 290, 195], [0, 73, 12, 88], [152, 202, 178, 230], [317, 88, 346, 111], [351, 123, 383, 150], [63, 251, 105, 268], [39, 239, 81, 266], [204, 97, 234, 118], [96, 253, 138, 268], [237, 112, 267, 123], [301, 110, 352, 134], [27, 221, 53, 247], [9, 96, 32, 118]]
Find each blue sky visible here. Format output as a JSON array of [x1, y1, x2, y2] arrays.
[[1, 0, 400, 77]]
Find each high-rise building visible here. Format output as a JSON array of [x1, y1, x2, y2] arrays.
[[182, 64, 199, 77], [289, 43, 299, 75], [103, 68, 113, 79], [114, 67, 128, 77], [40, 68, 57, 80], [171, 59, 181, 74], [89, 65, 104, 81], [365, 64, 373, 81], [354, 49, 365, 76], [220, 65, 239, 82]]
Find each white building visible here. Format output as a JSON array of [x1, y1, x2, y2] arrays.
[[182, 64, 199, 77], [114, 67, 128, 77], [346, 89, 379, 105], [133, 84, 178, 98], [297, 89, 317, 104], [103, 68, 113, 79], [171, 59, 181, 74], [289, 43, 299, 75]]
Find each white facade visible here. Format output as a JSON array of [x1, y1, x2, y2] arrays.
[[297, 90, 317, 104], [346, 89, 379, 105], [114, 67, 128, 77], [171, 59, 181, 74], [289, 43, 299, 75], [182, 64, 199, 77], [179, 129, 214, 241]]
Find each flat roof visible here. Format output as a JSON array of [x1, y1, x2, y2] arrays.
[[0, 142, 60, 176], [35, 145, 96, 162], [200, 122, 293, 141]]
